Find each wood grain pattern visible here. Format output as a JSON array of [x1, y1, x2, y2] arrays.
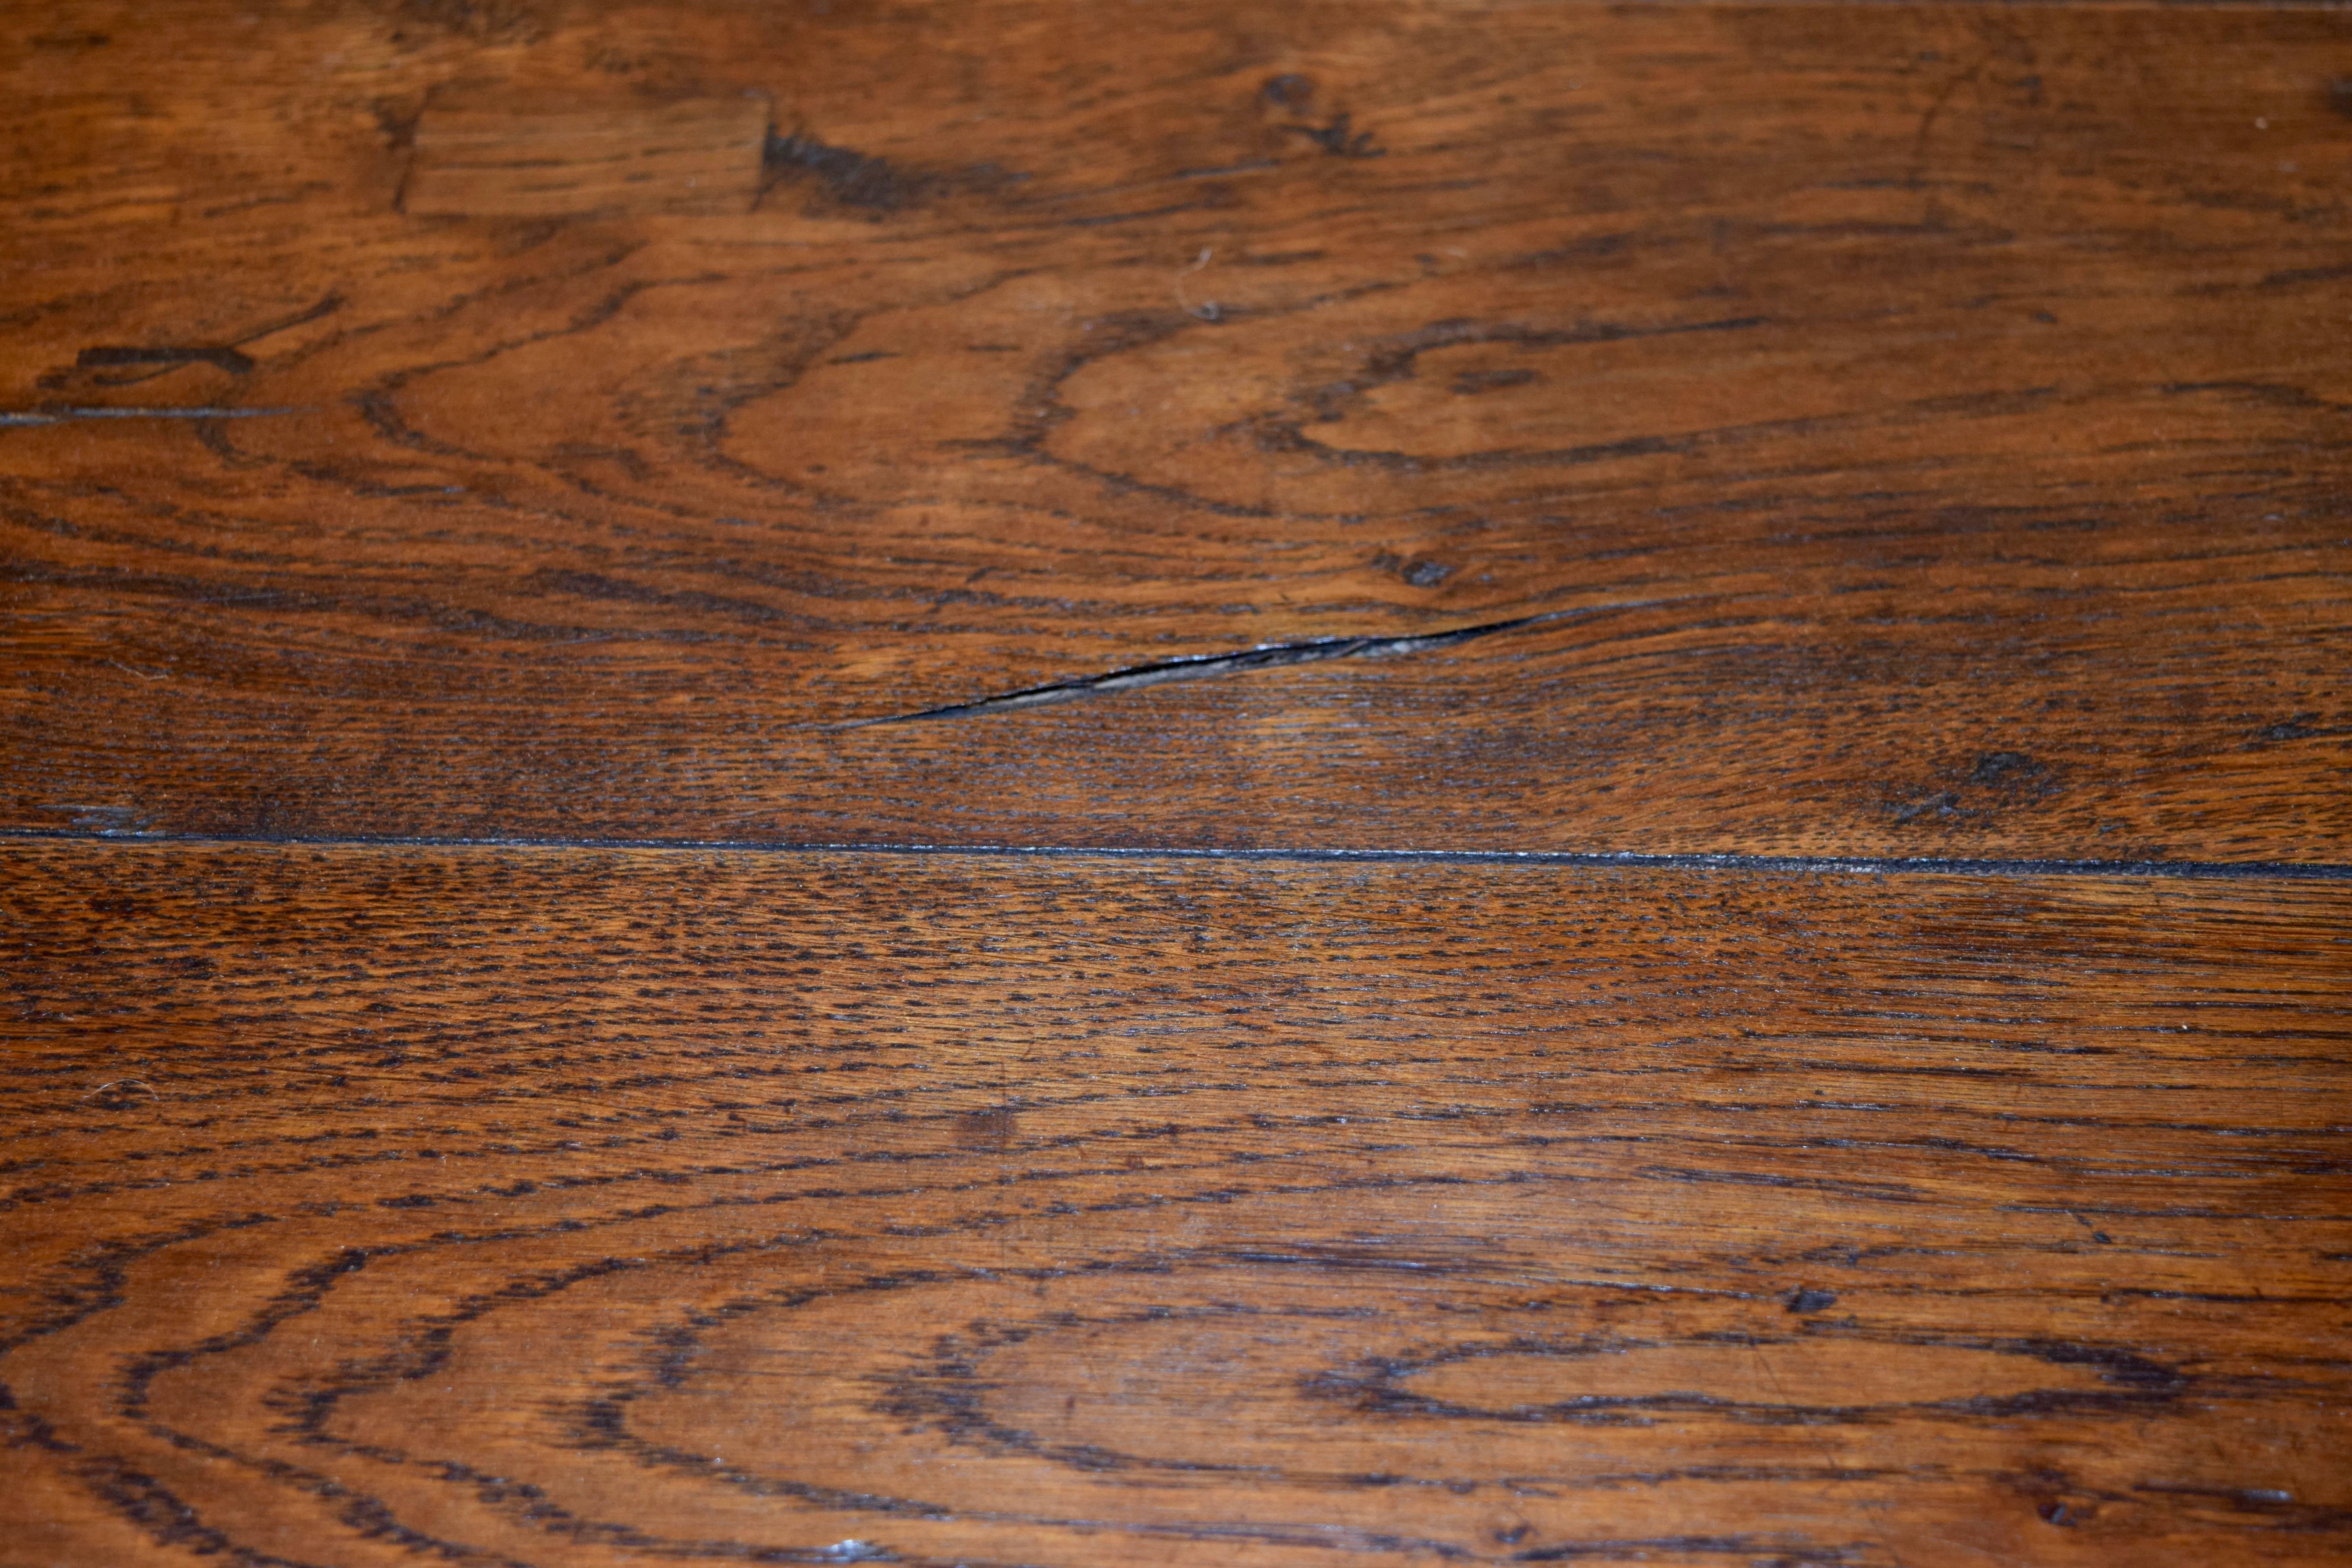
[[401, 93, 770, 218], [4, 842, 2349, 1566], [4, 0, 2348, 856]]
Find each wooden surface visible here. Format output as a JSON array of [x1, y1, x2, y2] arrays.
[[6, 2, 2350, 1564], [4, 843, 2350, 1567], [3, 0, 2348, 855], [401, 93, 771, 218]]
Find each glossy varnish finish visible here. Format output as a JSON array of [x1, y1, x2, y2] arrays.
[[5, 2, 2350, 1563], [2, 0, 2347, 855], [3, 844, 2350, 1566]]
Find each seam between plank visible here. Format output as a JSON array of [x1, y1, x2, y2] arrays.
[[2, 828, 2346, 881]]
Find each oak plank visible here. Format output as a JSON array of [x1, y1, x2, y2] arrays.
[[401, 93, 770, 218], [3, 841, 2348, 1566], [3, 0, 2348, 856]]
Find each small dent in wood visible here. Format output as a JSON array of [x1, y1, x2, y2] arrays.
[[955, 1105, 1020, 1151], [764, 126, 1025, 215], [377, 0, 548, 44], [74, 345, 254, 375], [1262, 73, 1315, 111], [1966, 751, 2048, 789], [1286, 112, 1385, 160]]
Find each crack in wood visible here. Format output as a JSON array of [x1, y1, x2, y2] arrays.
[[843, 603, 1653, 727]]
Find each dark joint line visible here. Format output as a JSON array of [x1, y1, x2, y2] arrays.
[[2, 828, 2344, 883], [0, 405, 304, 426]]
